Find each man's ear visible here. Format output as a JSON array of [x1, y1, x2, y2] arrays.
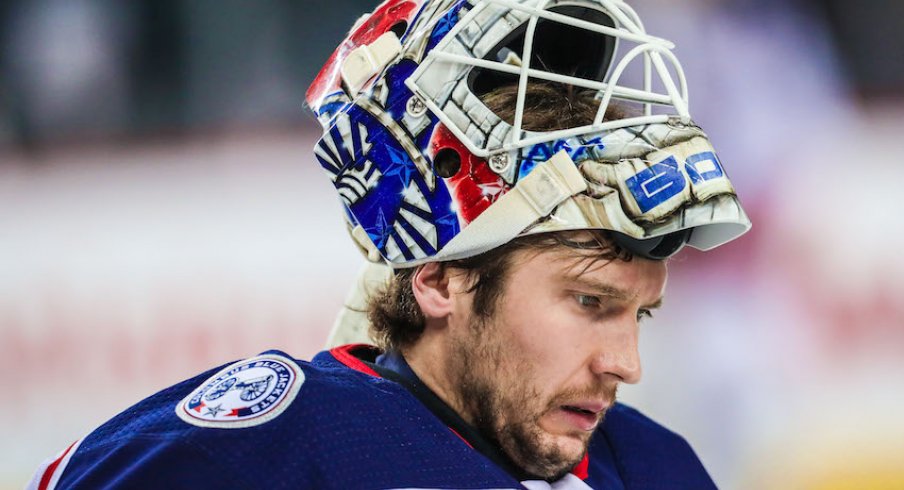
[[411, 262, 453, 320]]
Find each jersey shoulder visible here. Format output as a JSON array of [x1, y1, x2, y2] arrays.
[[588, 403, 718, 489], [32, 346, 515, 490], [31, 349, 388, 489], [77, 349, 349, 450]]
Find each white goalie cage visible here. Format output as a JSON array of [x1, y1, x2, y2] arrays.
[[406, 0, 692, 159]]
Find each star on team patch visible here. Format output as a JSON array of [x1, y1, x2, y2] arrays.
[[204, 404, 225, 417]]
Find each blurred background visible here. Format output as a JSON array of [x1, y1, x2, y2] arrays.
[[2, 0, 903, 488]]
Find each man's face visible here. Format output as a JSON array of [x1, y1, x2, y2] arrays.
[[446, 243, 667, 479]]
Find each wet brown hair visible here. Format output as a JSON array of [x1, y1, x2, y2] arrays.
[[480, 82, 629, 131]]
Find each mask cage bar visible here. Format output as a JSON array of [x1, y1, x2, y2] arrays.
[[511, 6, 541, 144], [431, 52, 673, 104], [407, 0, 691, 158], [609, 1, 654, 117], [492, 0, 673, 48], [594, 42, 688, 124], [595, 0, 689, 118]]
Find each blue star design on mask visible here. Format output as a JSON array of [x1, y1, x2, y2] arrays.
[[427, 4, 463, 49], [435, 211, 458, 230], [433, 13, 455, 38], [382, 146, 414, 186], [366, 208, 393, 251]]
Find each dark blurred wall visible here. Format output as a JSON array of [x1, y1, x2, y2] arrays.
[[2, 0, 902, 150], [0, 0, 377, 149], [809, 0, 904, 99]]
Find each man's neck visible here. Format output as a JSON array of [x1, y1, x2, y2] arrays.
[[402, 334, 474, 425], [373, 349, 541, 482]]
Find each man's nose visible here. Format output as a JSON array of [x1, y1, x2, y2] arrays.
[[589, 321, 642, 384]]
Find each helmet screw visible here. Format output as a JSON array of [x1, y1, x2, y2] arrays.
[[489, 153, 510, 174], [406, 96, 427, 118]]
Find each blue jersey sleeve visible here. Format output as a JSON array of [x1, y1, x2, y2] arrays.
[[52, 435, 257, 489]]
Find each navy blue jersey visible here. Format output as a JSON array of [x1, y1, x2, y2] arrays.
[[30, 345, 717, 489]]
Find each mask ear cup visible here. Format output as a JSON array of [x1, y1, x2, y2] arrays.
[[612, 229, 693, 260]]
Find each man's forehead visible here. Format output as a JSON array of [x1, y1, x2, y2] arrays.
[[517, 230, 623, 260], [549, 246, 669, 304]]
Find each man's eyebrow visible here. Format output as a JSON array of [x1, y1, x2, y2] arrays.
[[567, 276, 664, 309], [645, 297, 664, 310], [566, 276, 631, 300]]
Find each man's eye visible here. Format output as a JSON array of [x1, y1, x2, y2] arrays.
[[575, 295, 601, 308], [637, 309, 653, 322]]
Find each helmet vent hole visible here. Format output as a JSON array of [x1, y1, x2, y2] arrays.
[[390, 21, 408, 40], [434, 148, 461, 178]]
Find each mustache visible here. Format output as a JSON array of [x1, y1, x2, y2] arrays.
[[547, 383, 619, 410]]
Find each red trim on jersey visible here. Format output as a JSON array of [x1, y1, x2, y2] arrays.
[[571, 454, 590, 480], [447, 427, 474, 449], [38, 440, 78, 490], [329, 344, 381, 377]]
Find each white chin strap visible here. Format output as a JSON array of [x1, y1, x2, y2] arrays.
[[327, 150, 586, 348]]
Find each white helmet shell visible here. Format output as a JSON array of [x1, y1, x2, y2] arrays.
[[307, 0, 750, 267]]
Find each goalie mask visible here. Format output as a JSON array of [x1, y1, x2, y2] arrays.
[[306, 0, 751, 267]]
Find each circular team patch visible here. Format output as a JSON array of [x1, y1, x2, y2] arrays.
[[176, 353, 304, 429]]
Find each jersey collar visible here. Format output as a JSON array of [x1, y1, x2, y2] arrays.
[[328, 344, 590, 482]]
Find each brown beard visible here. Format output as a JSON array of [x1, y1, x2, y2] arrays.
[[448, 319, 616, 480]]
